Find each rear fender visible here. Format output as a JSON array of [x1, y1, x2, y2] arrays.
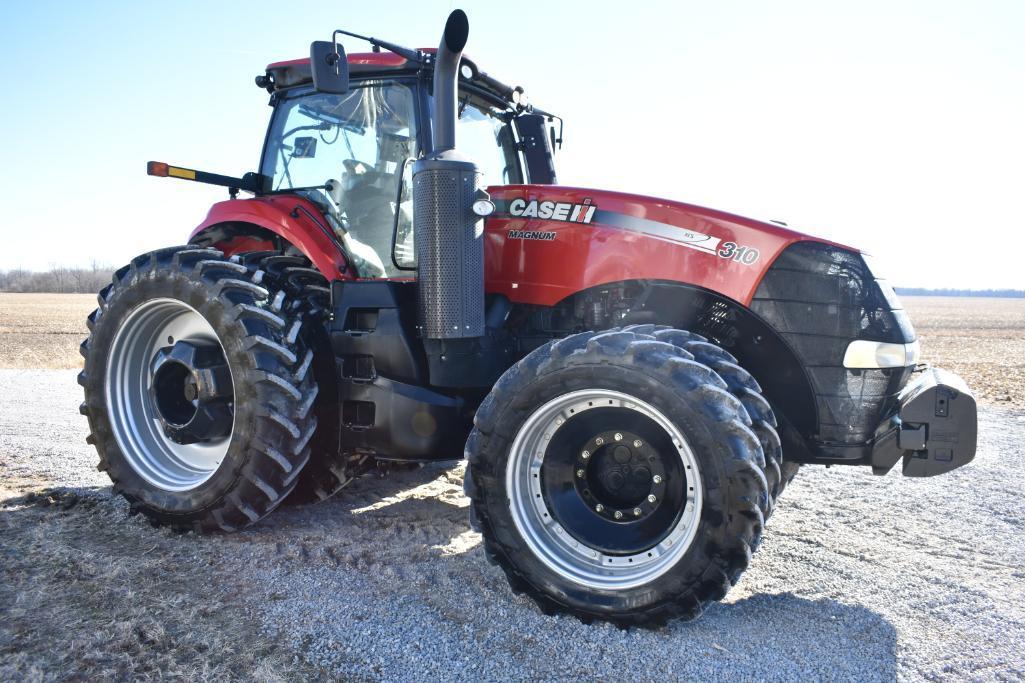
[[190, 196, 349, 280]]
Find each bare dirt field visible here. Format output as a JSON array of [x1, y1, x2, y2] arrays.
[[0, 294, 96, 369], [908, 296, 1025, 410], [2, 292, 1021, 405], [1, 293, 1024, 681]]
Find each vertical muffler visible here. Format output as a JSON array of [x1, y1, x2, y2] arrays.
[[413, 9, 485, 340]]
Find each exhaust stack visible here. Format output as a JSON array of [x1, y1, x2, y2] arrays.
[[413, 9, 485, 341], [431, 10, 468, 154]]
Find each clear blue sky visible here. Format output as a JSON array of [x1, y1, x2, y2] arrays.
[[1, 0, 1022, 288]]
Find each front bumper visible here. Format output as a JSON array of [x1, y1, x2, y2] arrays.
[[870, 367, 978, 476]]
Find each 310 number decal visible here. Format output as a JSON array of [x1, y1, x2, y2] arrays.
[[717, 241, 760, 265]]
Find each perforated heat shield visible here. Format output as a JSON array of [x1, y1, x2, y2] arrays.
[[412, 157, 484, 339]]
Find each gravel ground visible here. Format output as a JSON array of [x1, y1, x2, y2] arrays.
[[2, 369, 1024, 681]]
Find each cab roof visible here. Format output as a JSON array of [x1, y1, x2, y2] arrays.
[[265, 50, 440, 91], [260, 50, 541, 117]]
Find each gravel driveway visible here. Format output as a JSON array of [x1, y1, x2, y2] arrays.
[[2, 369, 1024, 681]]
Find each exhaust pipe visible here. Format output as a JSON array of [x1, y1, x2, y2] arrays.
[[414, 9, 485, 341], [431, 10, 469, 154]]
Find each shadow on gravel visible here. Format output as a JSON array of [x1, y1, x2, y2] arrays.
[[2, 474, 900, 680], [693, 593, 898, 678]]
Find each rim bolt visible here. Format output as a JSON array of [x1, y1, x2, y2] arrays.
[[581, 450, 590, 459], [576, 469, 585, 478], [633, 507, 642, 516], [633, 439, 642, 448], [647, 494, 657, 503], [595, 437, 604, 446], [653, 475, 663, 484], [614, 432, 623, 441], [614, 510, 623, 520], [595, 504, 604, 513]]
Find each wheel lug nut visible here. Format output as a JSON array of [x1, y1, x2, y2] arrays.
[[581, 450, 591, 459], [614, 433, 623, 441], [595, 437, 604, 445], [633, 507, 642, 516], [647, 494, 657, 503], [595, 504, 604, 513], [576, 469, 585, 478], [614, 510, 623, 520], [653, 475, 663, 484], [633, 439, 642, 448]]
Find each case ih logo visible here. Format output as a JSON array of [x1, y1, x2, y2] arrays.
[[508, 197, 596, 224]]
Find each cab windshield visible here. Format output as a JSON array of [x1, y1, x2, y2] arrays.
[[261, 81, 520, 278], [261, 81, 418, 277]]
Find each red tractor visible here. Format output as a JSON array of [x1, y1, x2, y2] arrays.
[[79, 11, 977, 625]]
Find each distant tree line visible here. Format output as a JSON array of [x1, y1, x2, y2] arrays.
[[895, 287, 1025, 298], [1, 265, 1022, 298], [0, 263, 115, 293]]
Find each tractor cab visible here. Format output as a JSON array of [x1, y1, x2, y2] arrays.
[[256, 50, 559, 277]]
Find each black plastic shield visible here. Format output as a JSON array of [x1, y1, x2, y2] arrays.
[[310, 40, 349, 94], [513, 114, 558, 184]]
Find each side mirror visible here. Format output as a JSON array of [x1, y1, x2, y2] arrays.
[[310, 40, 349, 94]]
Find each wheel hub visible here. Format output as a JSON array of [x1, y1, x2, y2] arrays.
[[539, 404, 689, 556], [150, 340, 233, 445], [576, 430, 666, 523], [506, 389, 703, 590]]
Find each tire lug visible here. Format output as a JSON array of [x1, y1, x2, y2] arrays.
[[581, 450, 591, 459], [653, 475, 663, 484], [633, 507, 642, 516], [614, 510, 623, 520], [647, 494, 657, 503], [595, 504, 604, 513], [595, 437, 604, 446], [614, 433, 623, 441], [633, 439, 642, 448], [576, 469, 585, 478]]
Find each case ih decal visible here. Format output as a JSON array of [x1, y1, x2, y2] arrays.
[[498, 197, 761, 264], [508, 197, 596, 223]]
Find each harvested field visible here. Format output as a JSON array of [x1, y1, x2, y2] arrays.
[[905, 296, 1025, 410], [2, 293, 1022, 407], [0, 294, 96, 369]]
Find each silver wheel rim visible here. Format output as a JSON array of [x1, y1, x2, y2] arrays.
[[506, 389, 703, 590], [105, 298, 234, 491]]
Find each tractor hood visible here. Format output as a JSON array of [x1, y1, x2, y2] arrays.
[[483, 184, 854, 307]]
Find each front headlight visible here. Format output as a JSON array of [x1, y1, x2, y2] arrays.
[[843, 339, 921, 369]]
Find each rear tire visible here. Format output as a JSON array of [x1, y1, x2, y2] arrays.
[[464, 328, 768, 625], [79, 247, 318, 531], [229, 251, 354, 503]]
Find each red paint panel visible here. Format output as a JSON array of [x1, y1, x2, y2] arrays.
[[215, 235, 275, 258], [266, 51, 415, 71], [190, 197, 351, 281], [483, 185, 849, 307]]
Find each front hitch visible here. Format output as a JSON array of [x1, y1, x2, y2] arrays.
[[871, 367, 977, 476]]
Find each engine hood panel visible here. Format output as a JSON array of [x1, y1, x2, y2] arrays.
[[483, 184, 853, 307]]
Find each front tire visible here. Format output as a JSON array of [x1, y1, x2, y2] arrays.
[[465, 329, 769, 625], [79, 247, 318, 531]]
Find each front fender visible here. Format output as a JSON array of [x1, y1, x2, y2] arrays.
[[190, 196, 348, 280]]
